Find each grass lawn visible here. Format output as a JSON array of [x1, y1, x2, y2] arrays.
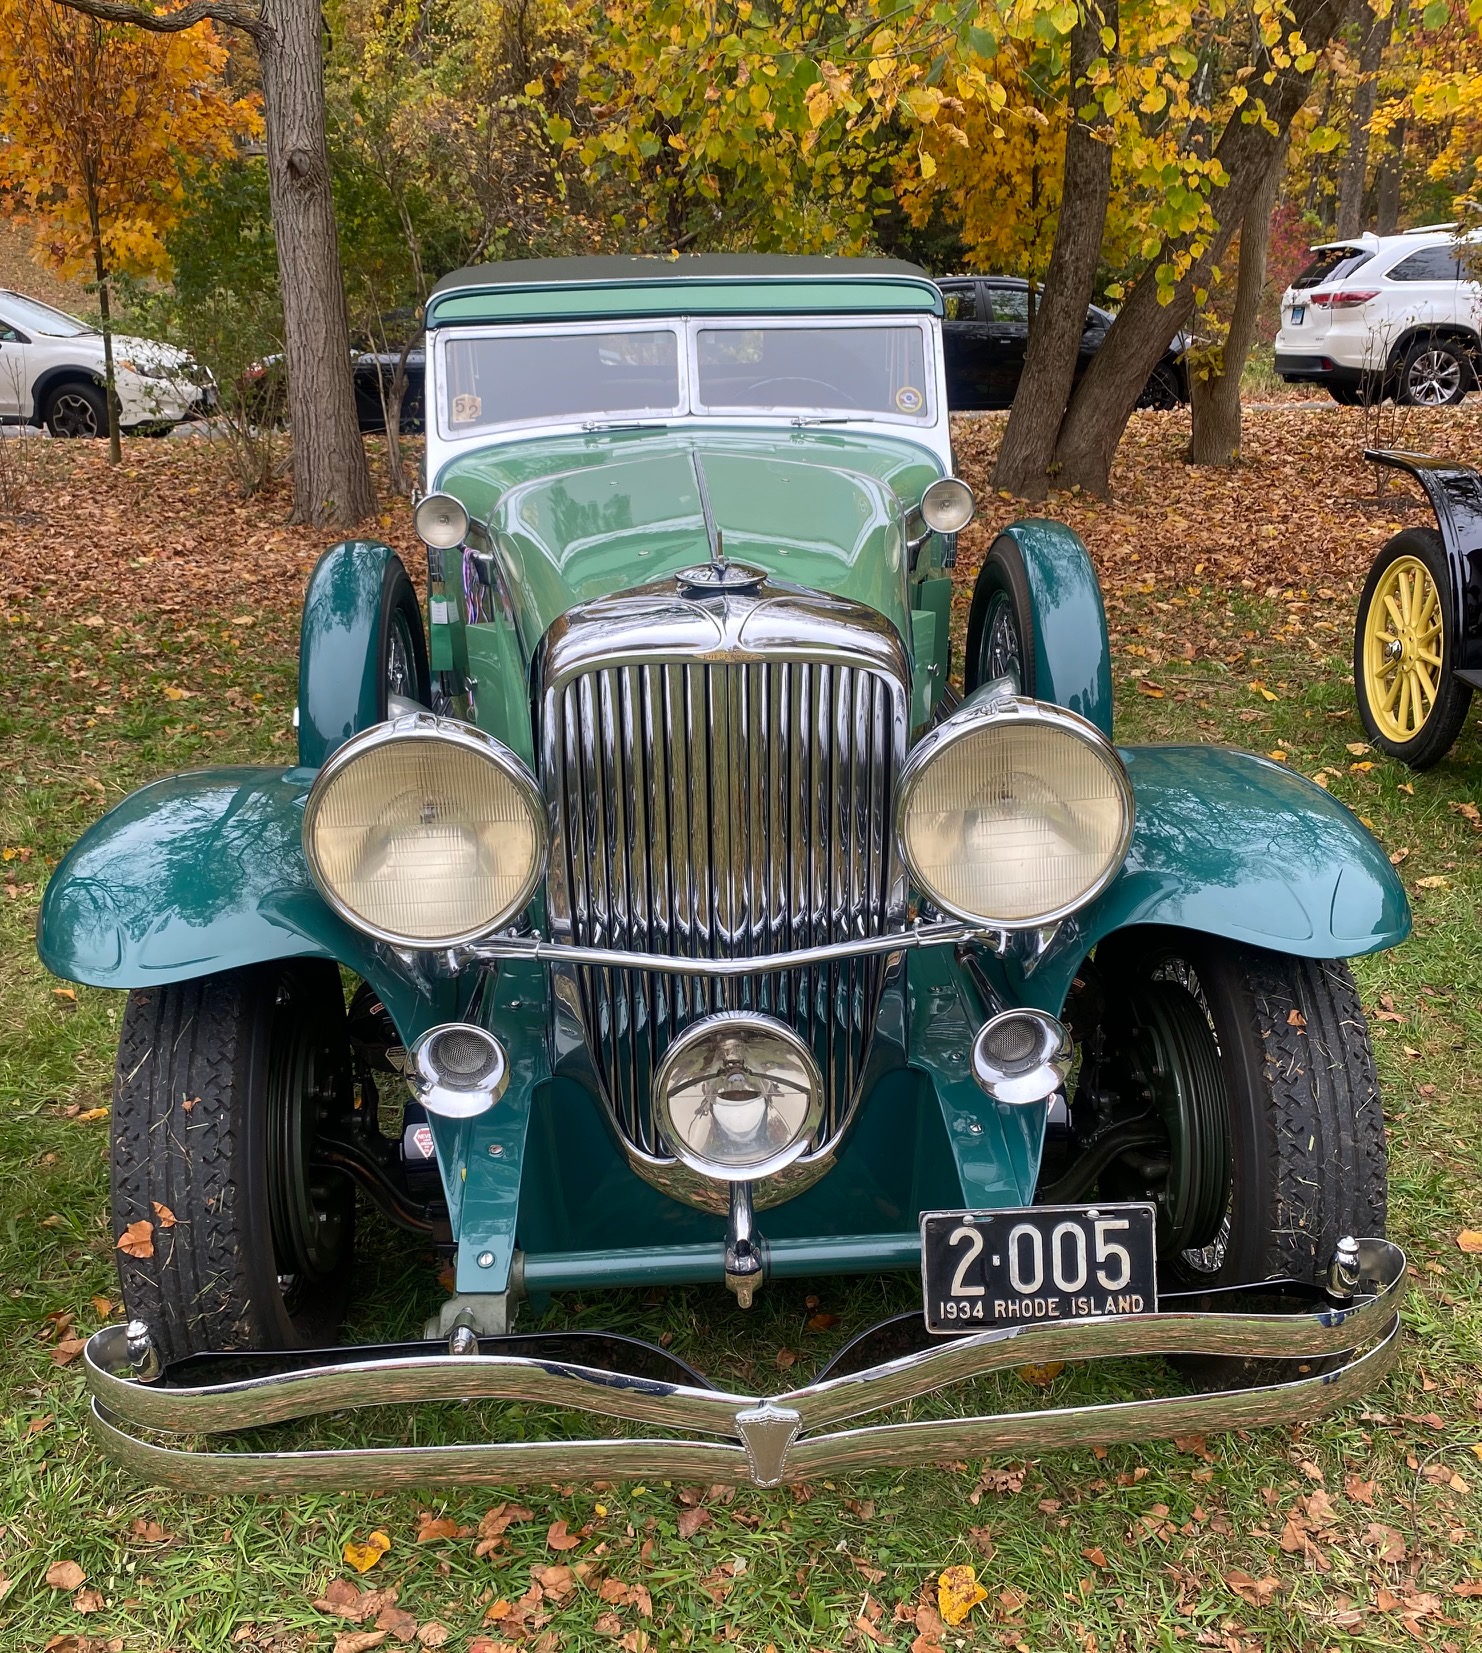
[[1, 407, 1480, 1652]]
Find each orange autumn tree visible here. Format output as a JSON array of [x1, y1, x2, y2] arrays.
[[0, 0, 257, 459]]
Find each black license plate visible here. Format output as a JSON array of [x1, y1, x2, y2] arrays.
[[920, 1203, 1158, 1335], [1290, 305, 1305, 324]]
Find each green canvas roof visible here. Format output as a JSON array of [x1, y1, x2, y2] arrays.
[[425, 254, 942, 326]]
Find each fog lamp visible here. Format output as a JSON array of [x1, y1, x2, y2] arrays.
[[413, 492, 470, 550], [407, 1022, 509, 1119], [654, 1013, 824, 1182], [971, 1010, 1072, 1106]]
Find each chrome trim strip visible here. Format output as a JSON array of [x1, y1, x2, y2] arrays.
[[82, 1241, 1404, 1492], [463, 919, 977, 976]]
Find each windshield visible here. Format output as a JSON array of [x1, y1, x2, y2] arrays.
[[696, 325, 928, 417], [442, 327, 681, 432], [1292, 248, 1373, 290], [0, 291, 93, 337]]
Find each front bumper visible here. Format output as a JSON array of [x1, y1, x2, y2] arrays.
[[83, 1240, 1404, 1492]]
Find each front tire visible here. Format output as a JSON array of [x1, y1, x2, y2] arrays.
[[111, 961, 357, 1363], [964, 535, 1036, 696], [1068, 930, 1386, 1381], [1354, 527, 1471, 769], [1396, 336, 1470, 407], [43, 380, 108, 438], [378, 555, 431, 714]]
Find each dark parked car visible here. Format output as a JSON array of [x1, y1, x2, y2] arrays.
[[938, 276, 1190, 410], [239, 349, 425, 433]]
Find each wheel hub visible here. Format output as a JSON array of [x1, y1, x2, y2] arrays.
[[1362, 553, 1442, 742]]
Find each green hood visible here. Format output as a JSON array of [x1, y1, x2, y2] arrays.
[[437, 426, 943, 651]]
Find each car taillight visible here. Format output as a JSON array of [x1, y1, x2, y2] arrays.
[[1307, 290, 1379, 309]]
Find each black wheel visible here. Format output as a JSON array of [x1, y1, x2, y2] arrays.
[[1396, 336, 1470, 407], [1327, 383, 1362, 406], [43, 380, 107, 438], [1061, 929, 1386, 1383], [1135, 363, 1182, 410], [111, 960, 357, 1363], [964, 534, 1036, 695], [1354, 527, 1472, 769], [378, 555, 431, 715]]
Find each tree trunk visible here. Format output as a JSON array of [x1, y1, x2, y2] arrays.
[[993, 0, 1116, 499], [258, 0, 375, 527], [1374, 114, 1405, 233], [1335, 3, 1390, 239], [1046, 0, 1350, 497], [1188, 143, 1286, 465], [86, 183, 121, 464]]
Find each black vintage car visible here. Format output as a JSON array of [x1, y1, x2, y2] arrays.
[[938, 275, 1190, 411]]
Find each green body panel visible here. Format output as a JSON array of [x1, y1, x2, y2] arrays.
[[1006, 744, 1412, 1016], [35, 767, 460, 1041], [297, 539, 402, 768], [996, 520, 1115, 738], [438, 427, 944, 662], [427, 277, 941, 329]]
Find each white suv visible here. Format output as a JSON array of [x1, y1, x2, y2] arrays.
[[1275, 227, 1481, 406], [0, 289, 209, 436]]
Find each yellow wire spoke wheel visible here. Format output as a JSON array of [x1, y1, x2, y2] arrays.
[[1355, 530, 1472, 771], [1361, 554, 1443, 743]]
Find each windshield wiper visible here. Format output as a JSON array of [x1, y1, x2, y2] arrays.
[[580, 419, 669, 433], [789, 415, 867, 427]]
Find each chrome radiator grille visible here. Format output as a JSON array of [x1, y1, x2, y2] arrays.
[[539, 582, 909, 1167]]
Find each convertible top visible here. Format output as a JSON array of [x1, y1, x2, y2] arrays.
[[425, 254, 943, 327]]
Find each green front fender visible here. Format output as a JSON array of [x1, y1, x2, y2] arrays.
[[298, 538, 401, 769], [1010, 745, 1413, 1013], [36, 767, 454, 1039]]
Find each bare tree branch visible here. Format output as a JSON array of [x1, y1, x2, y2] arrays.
[[50, 0, 269, 46]]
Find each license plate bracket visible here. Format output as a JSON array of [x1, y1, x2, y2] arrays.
[[920, 1202, 1158, 1335], [1290, 305, 1305, 325]]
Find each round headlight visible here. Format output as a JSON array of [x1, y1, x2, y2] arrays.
[[897, 698, 1133, 928], [413, 492, 470, 550], [654, 1013, 825, 1182], [304, 716, 547, 947], [919, 476, 976, 534]]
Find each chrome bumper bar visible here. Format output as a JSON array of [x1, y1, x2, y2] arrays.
[[83, 1239, 1404, 1493]]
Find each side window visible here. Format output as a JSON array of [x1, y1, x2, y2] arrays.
[[940, 286, 977, 322], [0, 322, 21, 343], [988, 287, 1030, 325], [1387, 246, 1462, 281]]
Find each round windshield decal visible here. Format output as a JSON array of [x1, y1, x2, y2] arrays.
[[895, 385, 924, 415]]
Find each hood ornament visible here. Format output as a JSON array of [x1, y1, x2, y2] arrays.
[[678, 449, 766, 595]]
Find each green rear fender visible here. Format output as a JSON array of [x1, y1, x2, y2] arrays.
[[36, 767, 454, 1040], [1011, 745, 1412, 1013]]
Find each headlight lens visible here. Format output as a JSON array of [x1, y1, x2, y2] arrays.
[[654, 1013, 825, 1182], [304, 716, 546, 946], [919, 476, 976, 534], [414, 492, 470, 550], [897, 697, 1133, 927]]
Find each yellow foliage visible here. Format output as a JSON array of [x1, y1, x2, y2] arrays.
[[0, 0, 258, 282]]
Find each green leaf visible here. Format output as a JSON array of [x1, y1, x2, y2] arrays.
[[1422, 0, 1449, 25]]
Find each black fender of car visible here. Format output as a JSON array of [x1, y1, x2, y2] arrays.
[[1366, 450, 1482, 684]]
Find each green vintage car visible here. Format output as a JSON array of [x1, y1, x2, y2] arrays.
[[43, 256, 1407, 1491]]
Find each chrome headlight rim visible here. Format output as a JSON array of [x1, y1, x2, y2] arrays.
[[303, 713, 548, 949], [413, 491, 471, 550], [653, 1011, 826, 1184], [896, 695, 1135, 931], [919, 475, 976, 534]]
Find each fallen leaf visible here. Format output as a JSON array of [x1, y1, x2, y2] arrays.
[[151, 1202, 177, 1228], [314, 1579, 367, 1618], [1016, 1361, 1064, 1386], [75, 1107, 108, 1122], [416, 1626, 450, 1648], [1363, 1522, 1406, 1563], [342, 1531, 392, 1573], [676, 1506, 712, 1539], [774, 1347, 797, 1369], [1081, 1546, 1107, 1568], [49, 1336, 87, 1366], [73, 1589, 104, 1614], [937, 1564, 988, 1627], [89, 1295, 112, 1317], [374, 1604, 418, 1641], [1456, 1230, 1482, 1255], [1415, 875, 1449, 890], [1287, 1009, 1307, 1028], [333, 1634, 388, 1653], [1344, 1474, 1377, 1505], [415, 1516, 467, 1543], [115, 1220, 153, 1259], [1224, 1571, 1282, 1606], [46, 1561, 86, 1591], [545, 1519, 582, 1552], [1248, 680, 1278, 702], [805, 1311, 840, 1332]]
